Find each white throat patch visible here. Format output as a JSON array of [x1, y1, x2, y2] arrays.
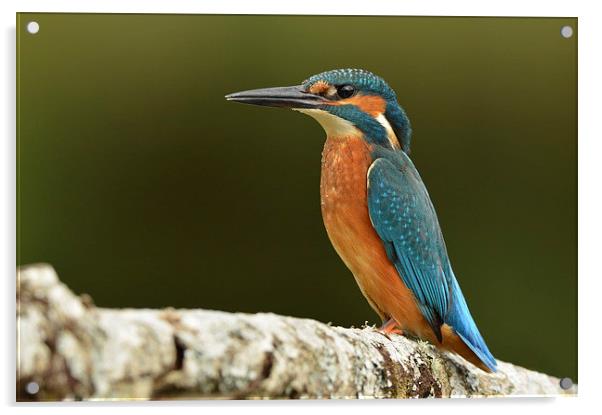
[[294, 108, 400, 149], [293, 108, 360, 137]]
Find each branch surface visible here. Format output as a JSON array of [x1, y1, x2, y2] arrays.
[[16, 264, 576, 400]]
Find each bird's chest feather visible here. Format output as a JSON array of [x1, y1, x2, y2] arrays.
[[320, 137, 385, 296], [320, 136, 373, 213]]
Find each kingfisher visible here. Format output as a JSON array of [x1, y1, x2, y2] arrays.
[[225, 68, 497, 372]]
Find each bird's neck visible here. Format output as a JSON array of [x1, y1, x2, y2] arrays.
[[294, 108, 361, 137], [295, 108, 400, 150]]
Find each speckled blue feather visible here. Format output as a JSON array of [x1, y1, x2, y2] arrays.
[[368, 147, 497, 372]]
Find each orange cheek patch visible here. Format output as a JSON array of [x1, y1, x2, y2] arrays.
[[309, 80, 331, 95], [332, 95, 387, 117]]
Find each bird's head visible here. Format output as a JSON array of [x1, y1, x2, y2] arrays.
[[226, 68, 412, 153]]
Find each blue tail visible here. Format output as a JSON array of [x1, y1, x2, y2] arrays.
[[445, 272, 497, 372]]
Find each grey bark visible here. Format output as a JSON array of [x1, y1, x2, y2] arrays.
[[16, 264, 576, 400]]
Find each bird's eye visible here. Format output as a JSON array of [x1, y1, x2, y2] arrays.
[[336, 85, 355, 99]]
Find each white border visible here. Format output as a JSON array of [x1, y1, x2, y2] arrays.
[[2, 1, 599, 414], [2, 0, 585, 16]]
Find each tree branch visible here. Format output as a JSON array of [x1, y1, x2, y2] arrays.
[[16, 264, 575, 400]]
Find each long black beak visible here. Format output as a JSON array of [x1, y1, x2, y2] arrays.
[[225, 85, 323, 109]]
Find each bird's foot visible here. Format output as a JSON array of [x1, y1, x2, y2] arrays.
[[378, 318, 403, 336]]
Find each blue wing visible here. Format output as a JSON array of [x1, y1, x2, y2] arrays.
[[367, 152, 497, 372]]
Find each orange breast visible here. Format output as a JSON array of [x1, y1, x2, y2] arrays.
[[320, 135, 428, 334]]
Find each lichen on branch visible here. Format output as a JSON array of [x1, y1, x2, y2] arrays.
[[16, 264, 575, 400]]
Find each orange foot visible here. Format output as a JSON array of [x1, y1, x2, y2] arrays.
[[378, 318, 403, 336]]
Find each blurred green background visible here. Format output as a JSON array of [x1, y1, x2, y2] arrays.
[[17, 14, 577, 382]]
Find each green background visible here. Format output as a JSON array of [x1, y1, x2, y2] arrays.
[[17, 14, 577, 382]]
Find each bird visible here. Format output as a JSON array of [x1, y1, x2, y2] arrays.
[[225, 68, 497, 372]]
